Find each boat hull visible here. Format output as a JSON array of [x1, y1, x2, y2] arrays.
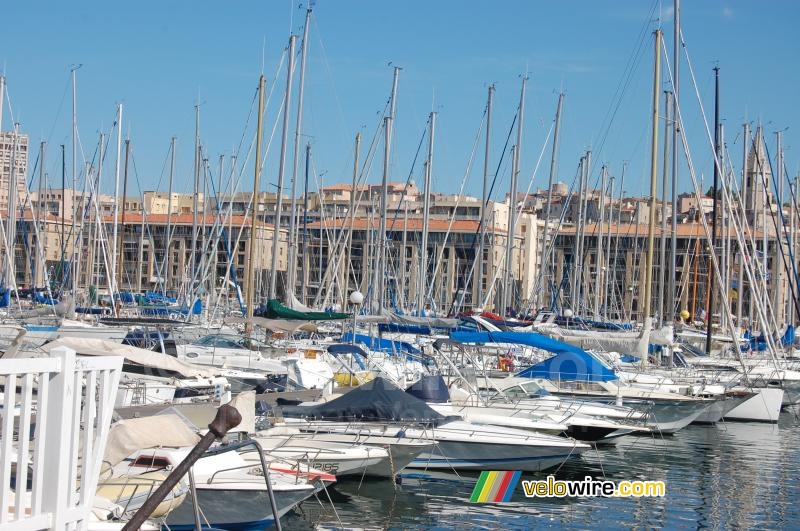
[[162, 486, 313, 531], [723, 387, 784, 422], [410, 439, 585, 472]]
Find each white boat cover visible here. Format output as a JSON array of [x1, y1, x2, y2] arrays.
[[286, 291, 315, 313], [535, 320, 673, 354], [42, 337, 215, 378], [225, 316, 317, 333], [228, 390, 256, 434], [103, 413, 200, 470], [383, 309, 459, 329]]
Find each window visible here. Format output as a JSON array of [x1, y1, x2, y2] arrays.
[[131, 455, 171, 469]]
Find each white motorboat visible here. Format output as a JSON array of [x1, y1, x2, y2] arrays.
[[249, 427, 394, 478], [275, 377, 590, 472]]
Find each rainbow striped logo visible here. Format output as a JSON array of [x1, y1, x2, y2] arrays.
[[469, 471, 522, 503]]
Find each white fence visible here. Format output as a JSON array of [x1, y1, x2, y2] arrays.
[[0, 347, 122, 531]]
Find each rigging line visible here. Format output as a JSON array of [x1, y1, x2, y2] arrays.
[[506, 121, 556, 308], [201, 58, 283, 308], [426, 107, 488, 312], [149, 139, 175, 195], [524, 163, 583, 317], [312, 100, 390, 308], [313, 18, 353, 149], [55, 134, 101, 291], [543, 167, 583, 314], [678, 35, 780, 370], [669, 36, 779, 343], [593, 0, 659, 164], [337, 118, 428, 310], [446, 110, 518, 315], [760, 140, 800, 323], [44, 72, 71, 147]]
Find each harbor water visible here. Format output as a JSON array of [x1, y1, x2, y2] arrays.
[[283, 411, 800, 529]]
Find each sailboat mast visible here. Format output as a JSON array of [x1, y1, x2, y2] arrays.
[[418, 111, 436, 313], [538, 92, 564, 309], [70, 67, 78, 305], [110, 103, 123, 312], [373, 66, 400, 313], [576, 151, 591, 311], [342, 133, 360, 308], [572, 156, 585, 309], [737, 123, 750, 331], [604, 174, 615, 321], [478, 84, 494, 308], [117, 138, 130, 290], [137, 184, 145, 295], [658, 91, 672, 326], [288, 7, 313, 299], [165, 137, 176, 293], [199, 157, 209, 301], [668, 0, 680, 325], [594, 165, 607, 320], [503, 144, 516, 315], [612, 162, 627, 319], [270, 35, 296, 300], [505, 75, 526, 316], [36, 141, 46, 287], [775, 130, 785, 325], [400, 193, 408, 309], [375, 116, 392, 313], [245, 75, 265, 336], [642, 28, 662, 366], [190, 104, 200, 297], [705, 67, 720, 355], [301, 142, 310, 303]]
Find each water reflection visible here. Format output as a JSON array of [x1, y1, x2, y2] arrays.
[[282, 413, 799, 530]]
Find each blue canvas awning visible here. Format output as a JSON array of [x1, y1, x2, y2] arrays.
[[378, 323, 433, 335], [450, 330, 588, 357], [516, 351, 618, 382], [451, 330, 617, 382], [327, 344, 368, 357]]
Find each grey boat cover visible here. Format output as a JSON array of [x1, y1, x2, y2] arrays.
[[278, 377, 450, 425]]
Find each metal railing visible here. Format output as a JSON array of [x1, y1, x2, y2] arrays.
[[0, 347, 122, 531]]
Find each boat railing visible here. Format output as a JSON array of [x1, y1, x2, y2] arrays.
[[0, 346, 123, 530], [206, 440, 311, 486]]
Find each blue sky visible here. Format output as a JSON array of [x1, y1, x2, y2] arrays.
[[1, 1, 798, 201]]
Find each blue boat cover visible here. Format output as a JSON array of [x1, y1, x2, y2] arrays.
[[76, 307, 112, 315], [117, 292, 135, 303], [782, 325, 795, 346], [451, 330, 617, 382], [406, 374, 450, 403], [451, 330, 588, 357], [278, 377, 450, 424], [327, 344, 369, 357], [144, 291, 178, 304], [33, 292, 58, 305], [517, 351, 618, 382], [378, 323, 433, 335]]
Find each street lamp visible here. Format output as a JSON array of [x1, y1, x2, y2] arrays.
[[563, 308, 573, 327], [349, 291, 364, 344]]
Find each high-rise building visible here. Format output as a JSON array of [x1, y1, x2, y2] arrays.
[[0, 131, 29, 215]]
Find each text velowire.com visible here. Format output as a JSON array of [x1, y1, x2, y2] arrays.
[[522, 475, 666, 498]]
